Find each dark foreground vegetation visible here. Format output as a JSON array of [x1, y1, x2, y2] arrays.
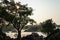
[[0, 29, 60, 40], [0, 0, 60, 40]]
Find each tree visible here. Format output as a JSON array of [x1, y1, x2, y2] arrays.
[[40, 19, 56, 35], [0, 0, 34, 40], [29, 19, 36, 25]]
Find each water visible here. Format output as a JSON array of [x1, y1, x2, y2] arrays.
[[5, 30, 47, 38]]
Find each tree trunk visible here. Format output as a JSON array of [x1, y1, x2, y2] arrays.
[[17, 29, 21, 40]]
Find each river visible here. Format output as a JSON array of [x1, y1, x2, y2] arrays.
[[5, 30, 47, 38]]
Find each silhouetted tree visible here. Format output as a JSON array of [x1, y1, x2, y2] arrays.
[[29, 19, 36, 25], [0, 0, 34, 40], [40, 19, 56, 35]]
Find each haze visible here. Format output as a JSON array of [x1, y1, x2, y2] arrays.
[[15, 0, 60, 25]]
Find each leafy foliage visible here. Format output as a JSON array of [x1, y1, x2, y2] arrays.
[[0, 0, 33, 30], [0, 0, 35, 40], [40, 19, 56, 34]]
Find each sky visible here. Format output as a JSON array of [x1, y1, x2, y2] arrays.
[[15, 0, 60, 25]]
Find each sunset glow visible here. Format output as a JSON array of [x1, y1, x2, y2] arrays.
[[15, 0, 60, 24]]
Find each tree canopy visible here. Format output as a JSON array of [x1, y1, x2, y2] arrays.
[[40, 19, 56, 34], [0, 0, 33, 29], [0, 0, 35, 40]]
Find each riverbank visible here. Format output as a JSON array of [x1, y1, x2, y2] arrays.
[[5, 31, 47, 38]]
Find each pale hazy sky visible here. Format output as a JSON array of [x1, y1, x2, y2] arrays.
[[15, 0, 60, 25]]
